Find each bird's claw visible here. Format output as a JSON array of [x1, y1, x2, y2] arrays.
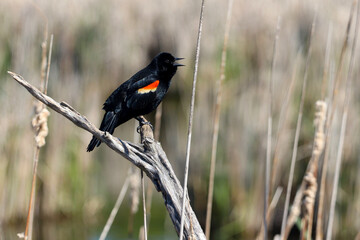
[[137, 121, 153, 133]]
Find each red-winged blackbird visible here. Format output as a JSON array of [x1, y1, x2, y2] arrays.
[[87, 52, 183, 152]]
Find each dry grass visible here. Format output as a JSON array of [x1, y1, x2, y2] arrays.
[[23, 25, 52, 240], [280, 11, 317, 240], [205, 0, 233, 238]]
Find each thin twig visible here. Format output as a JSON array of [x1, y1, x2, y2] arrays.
[[99, 177, 130, 240], [280, 12, 317, 240], [179, 0, 206, 239], [326, 1, 359, 239], [204, 0, 233, 238]]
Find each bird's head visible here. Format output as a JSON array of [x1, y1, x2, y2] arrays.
[[154, 52, 184, 74]]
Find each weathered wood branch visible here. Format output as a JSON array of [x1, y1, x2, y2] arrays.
[[8, 71, 205, 240]]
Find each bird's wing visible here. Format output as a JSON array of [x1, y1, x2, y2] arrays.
[[102, 85, 127, 111], [126, 75, 159, 110], [127, 74, 159, 93], [102, 71, 158, 110]]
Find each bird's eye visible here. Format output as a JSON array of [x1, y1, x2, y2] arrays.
[[165, 59, 170, 64]]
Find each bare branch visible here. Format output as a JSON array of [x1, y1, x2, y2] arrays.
[[7, 71, 206, 240]]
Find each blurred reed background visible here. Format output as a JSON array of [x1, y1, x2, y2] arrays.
[[0, 0, 359, 239]]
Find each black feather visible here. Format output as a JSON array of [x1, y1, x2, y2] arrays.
[[87, 52, 183, 152]]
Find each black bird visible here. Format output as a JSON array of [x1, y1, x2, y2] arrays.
[[87, 52, 183, 152]]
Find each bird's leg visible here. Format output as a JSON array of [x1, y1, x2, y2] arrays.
[[135, 116, 150, 125], [136, 116, 153, 133]]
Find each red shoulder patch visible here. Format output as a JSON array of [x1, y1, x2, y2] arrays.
[[138, 80, 159, 94]]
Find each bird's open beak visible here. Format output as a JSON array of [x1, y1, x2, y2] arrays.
[[174, 57, 185, 67]]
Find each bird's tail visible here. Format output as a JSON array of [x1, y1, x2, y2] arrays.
[[87, 111, 117, 152]]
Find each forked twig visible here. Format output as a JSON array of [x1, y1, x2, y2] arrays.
[[8, 72, 206, 240]]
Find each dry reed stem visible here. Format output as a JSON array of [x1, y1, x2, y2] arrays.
[[300, 101, 327, 240], [39, 26, 48, 94], [141, 171, 148, 240], [300, 173, 317, 240], [316, 23, 333, 240], [321, 4, 356, 202], [44, 34, 53, 95], [320, 24, 333, 100], [326, 2, 359, 239], [326, 0, 356, 132], [326, 99, 349, 240], [313, 2, 356, 239], [280, 12, 316, 240], [263, 16, 280, 240], [270, 49, 301, 193], [283, 129, 324, 240], [179, 0, 206, 238], [128, 166, 140, 237], [145, 182, 153, 231], [316, 2, 356, 239], [256, 187, 283, 240], [356, 231, 360, 240], [24, 149, 39, 240], [270, 49, 302, 240], [24, 26, 51, 240], [283, 181, 305, 239], [204, 0, 233, 238], [99, 176, 130, 240]]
